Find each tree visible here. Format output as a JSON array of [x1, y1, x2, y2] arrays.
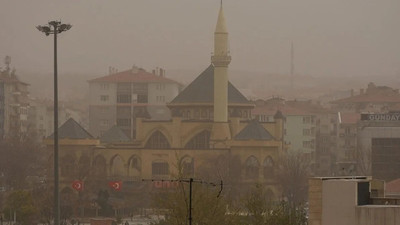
[[275, 152, 310, 208], [96, 190, 114, 217], [32, 186, 53, 225], [240, 183, 307, 225], [151, 155, 239, 225], [0, 135, 42, 190], [152, 181, 235, 225], [2, 190, 37, 225]]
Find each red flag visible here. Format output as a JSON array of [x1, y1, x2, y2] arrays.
[[72, 180, 84, 191], [108, 181, 122, 191]]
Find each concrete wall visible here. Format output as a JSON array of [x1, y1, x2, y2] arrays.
[[322, 180, 358, 225], [356, 206, 400, 225], [308, 178, 323, 225]]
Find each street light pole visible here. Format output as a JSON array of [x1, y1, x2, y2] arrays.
[[36, 21, 71, 225]]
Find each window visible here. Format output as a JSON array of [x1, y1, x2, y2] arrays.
[[117, 94, 131, 103], [180, 157, 194, 176], [156, 83, 165, 90], [152, 161, 169, 176], [145, 131, 171, 149], [201, 110, 207, 118], [303, 129, 311, 136], [100, 95, 109, 101], [185, 130, 211, 149], [137, 94, 148, 103], [263, 156, 274, 179], [128, 156, 141, 177], [100, 120, 109, 127], [61, 155, 75, 177], [303, 116, 311, 124], [111, 155, 124, 176], [156, 96, 165, 103], [100, 83, 109, 90], [117, 118, 131, 126], [245, 156, 259, 179]]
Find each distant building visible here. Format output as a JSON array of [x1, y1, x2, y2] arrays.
[[0, 57, 29, 139], [253, 97, 320, 155], [28, 98, 84, 139], [358, 112, 400, 181], [335, 112, 360, 175], [308, 176, 400, 225], [44, 4, 287, 216], [88, 67, 182, 138], [331, 82, 400, 113]]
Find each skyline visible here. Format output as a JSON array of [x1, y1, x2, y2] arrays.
[[1, 0, 400, 78]]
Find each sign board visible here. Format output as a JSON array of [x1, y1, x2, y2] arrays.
[[361, 113, 400, 121]]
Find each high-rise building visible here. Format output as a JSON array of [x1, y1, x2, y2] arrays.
[[0, 57, 29, 139], [88, 67, 182, 138]]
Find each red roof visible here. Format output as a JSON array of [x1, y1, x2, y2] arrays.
[[332, 92, 400, 104], [88, 69, 179, 84], [252, 104, 314, 116], [339, 112, 360, 124], [386, 178, 400, 194]]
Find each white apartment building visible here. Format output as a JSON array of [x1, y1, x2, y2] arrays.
[[88, 66, 182, 138]]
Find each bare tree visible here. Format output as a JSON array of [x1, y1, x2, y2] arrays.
[[275, 152, 310, 207], [0, 135, 42, 189], [356, 144, 371, 176]]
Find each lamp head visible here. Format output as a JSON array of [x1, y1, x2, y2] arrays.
[[36, 25, 51, 36]]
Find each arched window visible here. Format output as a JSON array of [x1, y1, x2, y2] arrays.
[[180, 156, 194, 176], [152, 161, 169, 177], [185, 130, 210, 149], [145, 130, 170, 149], [93, 155, 106, 177], [111, 155, 125, 177], [61, 155, 75, 177], [78, 154, 90, 179], [128, 155, 141, 177], [263, 156, 274, 179], [245, 156, 259, 179]]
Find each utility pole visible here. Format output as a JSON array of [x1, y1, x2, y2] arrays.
[[143, 178, 223, 225], [36, 21, 72, 225]]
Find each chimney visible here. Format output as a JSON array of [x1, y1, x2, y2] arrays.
[[131, 65, 139, 73], [351, 89, 354, 97], [160, 68, 164, 77], [360, 89, 364, 95], [152, 69, 156, 75]]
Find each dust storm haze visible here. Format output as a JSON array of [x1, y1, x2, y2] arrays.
[[1, 0, 400, 99]]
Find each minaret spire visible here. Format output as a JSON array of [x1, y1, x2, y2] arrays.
[[211, 2, 231, 122], [290, 42, 294, 91], [210, 2, 232, 146]]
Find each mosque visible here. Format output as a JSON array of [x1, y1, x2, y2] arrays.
[[45, 3, 286, 213]]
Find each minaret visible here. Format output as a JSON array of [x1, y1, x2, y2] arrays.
[[210, 2, 232, 146], [290, 42, 294, 91]]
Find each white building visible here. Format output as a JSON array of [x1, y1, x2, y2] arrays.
[[0, 60, 30, 139], [88, 66, 182, 138]]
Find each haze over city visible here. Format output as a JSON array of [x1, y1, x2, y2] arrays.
[[2, 1, 400, 225], [1, 0, 400, 78]]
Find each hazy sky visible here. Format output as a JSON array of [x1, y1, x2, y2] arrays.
[[1, 0, 399, 78]]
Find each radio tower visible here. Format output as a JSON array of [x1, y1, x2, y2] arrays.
[[290, 42, 294, 91]]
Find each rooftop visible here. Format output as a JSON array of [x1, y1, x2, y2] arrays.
[[88, 68, 179, 84], [170, 64, 250, 105]]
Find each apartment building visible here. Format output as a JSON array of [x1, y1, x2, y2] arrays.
[[0, 58, 29, 139], [88, 66, 182, 138]]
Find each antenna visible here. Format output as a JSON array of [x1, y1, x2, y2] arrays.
[[290, 42, 294, 90], [4, 56, 11, 71]]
